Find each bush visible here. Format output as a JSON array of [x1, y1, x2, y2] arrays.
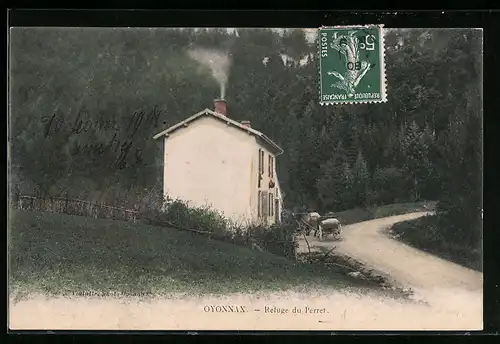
[[436, 196, 482, 247], [391, 215, 482, 271], [160, 199, 231, 235], [141, 194, 298, 259], [245, 220, 298, 260]]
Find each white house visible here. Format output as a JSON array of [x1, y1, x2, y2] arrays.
[[153, 99, 284, 227]]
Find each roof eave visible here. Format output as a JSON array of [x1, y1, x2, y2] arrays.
[[260, 134, 284, 155], [152, 109, 284, 155], [152, 109, 210, 140]]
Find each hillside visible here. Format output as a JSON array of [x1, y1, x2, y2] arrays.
[[9, 210, 370, 299]]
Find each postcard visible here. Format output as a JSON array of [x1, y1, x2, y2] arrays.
[[8, 26, 483, 331]]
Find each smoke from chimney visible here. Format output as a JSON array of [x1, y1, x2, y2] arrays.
[[214, 99, 227, 116], [188, 48, 231, 99]]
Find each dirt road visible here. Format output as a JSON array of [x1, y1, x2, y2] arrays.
[[299, 212, 482, 292], [298, 212, 483, 323]]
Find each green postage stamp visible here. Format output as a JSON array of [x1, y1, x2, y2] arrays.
[[319, 24, 387, 105]]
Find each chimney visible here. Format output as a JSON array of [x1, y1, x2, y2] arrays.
[[240, 120, 251, 128], [213, 99, 227, 116]]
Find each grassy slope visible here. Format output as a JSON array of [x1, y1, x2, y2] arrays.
[[390, 215, 482, 272], [332, 201, 437, 226], [9, 210, 368, 298]]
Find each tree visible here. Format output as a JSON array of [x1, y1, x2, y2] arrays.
[[351, 151, 370, 207], [316, 157, 341, 211], [372, 166, 409, 205], [401, 121, 432, 201], [316, 141, 354, 212], [339, 162, 355, 210]]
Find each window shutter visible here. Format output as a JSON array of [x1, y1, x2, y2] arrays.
[[258, 149, 262, 188], [258, 191, 261, 217], [261, 191, 268, 217], [259, 149, 262, 174], [269, 193, 273, 216], [261, 150, 265, 174]]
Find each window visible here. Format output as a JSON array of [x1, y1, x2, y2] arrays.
[[261, 191, 268, 218], [259, 149, 265, 174], [258, 191, 261, 217], [258, 149, 262, 174], [275, 199, 280, 223], [259, 149, 264, 174], [269, 155, 274, 178], [258, 149, 263, 188], [269, 193, 273, 217]]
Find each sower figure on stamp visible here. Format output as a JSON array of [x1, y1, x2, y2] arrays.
[[328, 33, 372, 97]]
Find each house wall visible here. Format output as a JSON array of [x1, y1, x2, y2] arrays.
[[251, 141, 281, 226], [163, 116, 256, 226]]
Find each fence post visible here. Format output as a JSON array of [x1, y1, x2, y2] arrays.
[[14, 194, 141, 224]]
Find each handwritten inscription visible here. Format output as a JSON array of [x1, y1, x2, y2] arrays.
[[42, 105, 163, 170], [44, 110, 118, 137]]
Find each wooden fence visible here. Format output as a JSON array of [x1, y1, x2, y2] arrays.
[[13, 194, 139, 223]]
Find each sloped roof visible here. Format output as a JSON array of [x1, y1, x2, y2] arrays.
[[153, 108, 284, 155]]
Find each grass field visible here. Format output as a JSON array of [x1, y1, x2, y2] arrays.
[[331, 201, 437, 226], [8, 209, 373, 299]]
